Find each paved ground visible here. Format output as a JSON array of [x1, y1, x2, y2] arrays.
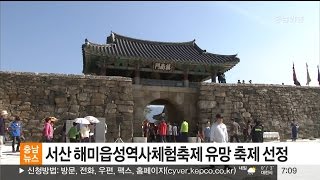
[[0, 143, 20, 165], [0, 139, 319, 165]]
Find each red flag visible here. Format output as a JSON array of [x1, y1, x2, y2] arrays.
[[293, 63, 301, 86]]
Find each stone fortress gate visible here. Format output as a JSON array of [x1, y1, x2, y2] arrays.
[[0, 32, 319, 142], [82, 32, 239, 139]]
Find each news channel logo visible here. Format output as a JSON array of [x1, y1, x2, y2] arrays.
[[274, 16, 304, 24]]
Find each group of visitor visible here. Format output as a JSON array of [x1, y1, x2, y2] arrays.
[[143, 119, 188, 143], [200, 114, 265, 143], [0, 110, 23, 154]]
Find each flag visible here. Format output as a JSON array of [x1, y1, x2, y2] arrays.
[[318, 65, 320, 85], [293, 63, 301, 86], [306, 63, 311, 85]]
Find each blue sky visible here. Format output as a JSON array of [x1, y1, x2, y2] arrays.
[[1, 1, 319, 86]]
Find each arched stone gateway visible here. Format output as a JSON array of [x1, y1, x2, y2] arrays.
[[81, 32, 240, 140], [132, 84, 199, 137]]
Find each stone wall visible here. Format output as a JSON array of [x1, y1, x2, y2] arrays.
[[198, 83, 320, 139], [0, 72, 134, 142], [1, 71, 319, 141]]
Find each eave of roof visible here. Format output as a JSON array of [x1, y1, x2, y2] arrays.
[[82, 32, 240, 68]]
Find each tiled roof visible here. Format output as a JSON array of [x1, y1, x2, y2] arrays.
[[82, 32, 240, 66]]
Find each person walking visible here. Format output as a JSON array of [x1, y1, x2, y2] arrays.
[[142, 119, 149, 138], [180, 120, 189, 142], [203, 121, 211, 142], [291, 120, 299, 142], [9, 116, 22, 152], [251, 120, 264, 143], [167, 122, 173, 142], [230, 119, 241, 142], [80, 124, 90, 142], [209, 114, 230, 170], [196, 122, 204, 142], [159, 119, 167, 143], [148, 123, 156, 142], [89, 123, 96, 142], [67, 122, 79, 142], [0, 110, 9, 157], [172, 123, 178, 142], [243, 120, 253, 142], [43, 117, 54, 142], [210, 114, 228, 143]]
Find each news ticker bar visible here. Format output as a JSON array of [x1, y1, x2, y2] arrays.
[[19, 142, 320, 165], [0, 165, 277, 180]]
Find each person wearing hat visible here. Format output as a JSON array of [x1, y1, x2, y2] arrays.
[[0, 110, 9, 157], [9, 115, 22, 152], [43, 117, 54, 142], [210, 114, 228, 143]]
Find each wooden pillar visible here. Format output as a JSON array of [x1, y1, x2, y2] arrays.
[[183, 71, 189, 87], [100, 66, 107, 76], [99, 59, 107, 76], [134, 64, 141, 84], [211, 72, 217, 83]]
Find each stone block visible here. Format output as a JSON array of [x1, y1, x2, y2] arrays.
[[242, 112, 251, 118], [198, 100, 217, 109], [95, 106, 104, 114], [56, 107, 68, 114], [92, 93, 105, 100], [119, 82, 132, 87], [69, 105, 80, 113], [106, 103, 117, 109], [20, 111, 30, 118], [117, 105, 133, 113], [79, 101, 90, 106], [234, 102, 243, 109], [77, 93, 88, 101], [11, 100, 22, 105], [114, 100, 134, 106], [18, 104, 31, 111], [55, 97, 67, 104], [27, 120, 40, 126], [215, 92, 226, 97], [91, 98, 104, 106], [42, 105, 55, 112], [120, 94, 133, 101], [106, 108, 117, 114]]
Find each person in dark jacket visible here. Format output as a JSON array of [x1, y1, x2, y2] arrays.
[[251, 120, 264, 143]]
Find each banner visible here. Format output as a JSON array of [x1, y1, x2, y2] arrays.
[[19, 143, 320, 166]]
